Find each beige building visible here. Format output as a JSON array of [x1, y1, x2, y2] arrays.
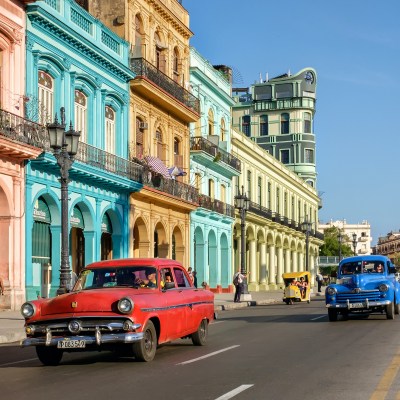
[[231, 128, 323, 290], [93, 0, 199, 266]]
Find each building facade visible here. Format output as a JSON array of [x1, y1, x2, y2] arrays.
[[231, 68, 318, 188], [231, 128, 323, 290], [319, 219, 372, 256], [24, 0, 142, 301], [374, 232, 400, 263], [0, 0, 42, 309], [189, 48, 240, 291], [93, 0, 200, 267]]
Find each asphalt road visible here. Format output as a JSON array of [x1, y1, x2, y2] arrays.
[[1, 298, 400, 400]]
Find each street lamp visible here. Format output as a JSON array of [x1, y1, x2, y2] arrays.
[[234, 185, 250, 293], [301, 216, 312, 271], [352, 233, 357, 256], [337, 230, 343, 262], [47, 107, 80, 295]]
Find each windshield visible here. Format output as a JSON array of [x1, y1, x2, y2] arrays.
[[340, 261, 384, 275], [73, 266, 159, 291]]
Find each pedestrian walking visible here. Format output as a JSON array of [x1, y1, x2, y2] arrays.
[[233, 270, 246, 303], [316, 270, 323, 292]]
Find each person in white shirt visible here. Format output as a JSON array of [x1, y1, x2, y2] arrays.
[[233, 270, 246, 303]]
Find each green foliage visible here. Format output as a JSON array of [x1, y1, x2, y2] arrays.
[[319, 226, 354, 257]]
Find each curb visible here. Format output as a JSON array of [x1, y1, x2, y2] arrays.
[[0, 332, 25, 345]]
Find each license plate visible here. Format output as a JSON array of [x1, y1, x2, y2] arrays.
[[57, 340, 86, 349], [349, 302, 364, 309]]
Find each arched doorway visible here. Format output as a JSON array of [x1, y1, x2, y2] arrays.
[[101, 212, 113, 260], [133, 216, 149, 257], [70, 205, 85, 275], [208, 230, 217, 287], [172, 225, 184, 264], [154, 222, 168, 258]]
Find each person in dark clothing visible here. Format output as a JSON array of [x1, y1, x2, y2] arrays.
[[233, 271, 246, 303], [192, 271, 198, 288]]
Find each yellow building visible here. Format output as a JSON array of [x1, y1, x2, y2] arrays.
[[231, 128, 323, 290], [93, 0, 199, 266]]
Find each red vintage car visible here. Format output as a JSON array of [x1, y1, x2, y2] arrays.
[[20, 258, 215, 365]]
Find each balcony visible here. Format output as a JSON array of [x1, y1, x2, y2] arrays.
[[143, 169, 198, 204], [0, 109, 49, 150], [198, 194, 235, 218], [130, 57, 200, 122], [254, 97, 316, 112], [190, 137, 241, 174]]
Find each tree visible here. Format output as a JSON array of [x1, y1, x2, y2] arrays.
[[319, 226, 353, 258]]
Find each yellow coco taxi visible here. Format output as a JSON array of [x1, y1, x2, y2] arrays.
[[282, 271, 311, 305]]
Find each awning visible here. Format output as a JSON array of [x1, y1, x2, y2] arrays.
[[144, 156, 171, 179]]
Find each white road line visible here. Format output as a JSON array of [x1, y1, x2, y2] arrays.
[[211, 321, 225, 325], [214, 384, 254, 400], [176, 345, 240, 365], [310, 315, 326, 321], [0, 358, 37, 367]]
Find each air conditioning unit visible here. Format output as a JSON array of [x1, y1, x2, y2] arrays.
[[139, 122, 148, 130]]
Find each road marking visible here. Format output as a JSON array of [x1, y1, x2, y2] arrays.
[[214, 384, 254, 400], [370, 351, 400, 400], [310, 315, 326, 321], [176, 345, 240, 365], [211, 321, 225, 325], [0, 358, 37, 367]]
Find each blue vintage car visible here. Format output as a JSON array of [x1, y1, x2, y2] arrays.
[[325, 255, 400, 321]]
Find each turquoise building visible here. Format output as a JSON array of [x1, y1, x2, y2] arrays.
[[189, 48, 241, 292], [24, 0, 141, 299]]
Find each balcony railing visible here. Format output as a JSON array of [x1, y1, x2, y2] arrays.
[[143, 168, 198, 204], [0, 109, 49, 150], [190, 137, 241, 172], [198, 194, 235, 218], [130, 57, 200, 114], [76, 142, 143, 183]]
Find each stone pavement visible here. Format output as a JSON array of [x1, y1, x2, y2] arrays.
[[0, 288, 324, 344]]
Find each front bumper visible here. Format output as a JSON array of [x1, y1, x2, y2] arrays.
[[21, 331, 144, 347], [326, 299, 391, 309]]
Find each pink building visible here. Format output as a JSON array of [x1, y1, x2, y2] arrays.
[[0, 0, 42, 309]]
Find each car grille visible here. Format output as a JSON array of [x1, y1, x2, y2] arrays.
[[336, 290, 381, 303]]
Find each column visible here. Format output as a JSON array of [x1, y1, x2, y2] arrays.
[[268, 245, 277, 289], [285, 248, 291, 273], [248, 239, 258, 291], [277, 246, 284, 285], [292, 250, 298, 272], [259, 242, 268, 290]]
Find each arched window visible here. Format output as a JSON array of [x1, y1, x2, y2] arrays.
[[174, 137, 182, 168], [38, 70, 54, 124], [208, 109, 214, 135], [304, 112, 312, 133], [74, 90, 87, 143], [105, 106, 115, 154], [156, 128, 164, 160], [220, 118, 226, 141], [134, 14, 144, 57], [208, 179, 215, 199], [260, 115, 268, 136], [247, 170, 251, 200], [154, 31, 166, 73], [135, 117, 145, 159], [221, 184, 226, 203], [173, 47, 180, 82], [281, 113, 290, 134], [242, 115, 251, 137]]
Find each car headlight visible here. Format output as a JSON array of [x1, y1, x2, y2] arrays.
[[118, 297, 134, 314], [326, 287, 337, 296], [379, 284, 389, 292], [21, 302, 36, 318]]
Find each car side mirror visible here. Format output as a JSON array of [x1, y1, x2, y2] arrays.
[[389, 267, 396, 274]]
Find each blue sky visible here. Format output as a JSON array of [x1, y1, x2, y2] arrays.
[[183, 0, 400, 245]]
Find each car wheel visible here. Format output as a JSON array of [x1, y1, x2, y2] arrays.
[[192, 319, 208, 346], [386, 302, 395, 320], [36, 346, 63, 366], [133, 320, 157, 362], [328, 309, 338, 322]]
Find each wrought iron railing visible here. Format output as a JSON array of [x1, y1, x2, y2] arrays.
[[130, 57, 200, 114], [0, 109, 49, 150], [190, 137, 241, 172], [143, 168, 198, 204], [198, 194, 235, 218], [76, 142, 143, 183]]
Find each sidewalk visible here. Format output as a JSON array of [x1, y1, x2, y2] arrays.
[[0, 288, 324, 344]]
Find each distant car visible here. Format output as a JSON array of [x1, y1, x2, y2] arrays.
[[20, 258, 215, 365], [325, 255, 400, 321]]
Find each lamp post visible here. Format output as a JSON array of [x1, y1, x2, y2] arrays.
[[352, 233, 357, 256], [301, 216, 312, 271], [234, 185, 250, 294], [337, 230, 342, 262], [47, 107, 80, 295]]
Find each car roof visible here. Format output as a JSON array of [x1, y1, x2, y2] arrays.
[[84, 258, 184, 269], [339, 255, 389, 265], [282, 271, 311, 279]]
